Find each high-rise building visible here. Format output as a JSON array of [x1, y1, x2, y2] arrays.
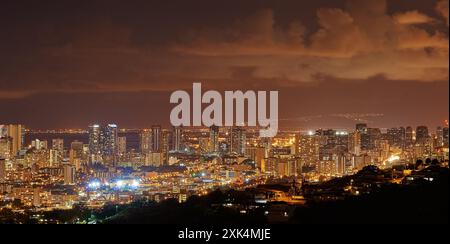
[[49, 149, 60, 167], [32, 139, 48, 150], [356, 124, 368, 134], [69, 140, 84, 165], [0, 126, 7, 138], [334, 154, 347, 175], [152, 125, 162, 153], [335, 131, 349, 154], [416, 126, 429, 145], [349, 132, 361, 156], [436, 125, 449, 148], [209, 126, 219, 153], [436, 126, 444, 147], [63, 164, 76, 185], [161, 130, 172, 165], [443, 127, 449, 147], [172, 126, 183, 152], [145, 152, 163, 167], [89, 124, 102, 155], [51, 139, 64, 166], [405, 126, 414, 147], [70, 140, 83, 154], [103, 124, 118, 157], [88, 123, 119, 165], [277, 160, 298, 177], [296, 133, 319, 167], [387, 127, 406, 148], [316, 129, 348, 160], [0, 158, 6, 182], [118, 136, 127, 155], [140, 130, 152, 154], [229, 127, 246, 155], [366, 128, 381, 150], [356, 124, 370, 151], [1, 124, 25, 157], [0, 137, 11, 159], [246, 146, 266, 170], [52, 139, 64, 154]]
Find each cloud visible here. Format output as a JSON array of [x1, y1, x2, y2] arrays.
[[0, 0, 448, 100], [309, 8, 367, 58], [173, 9, 307, 56], [393, 10, 435, 25], [436, 0, 449, 26], [173, 0, 449, 83], [396, 27, 448, 50]]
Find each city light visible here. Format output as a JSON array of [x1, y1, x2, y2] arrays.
[[88, 181, 102, 189], [132, 180, 140, 188], [387, 155, 401, 163], [115, 180, 125, 188], [0, 0, 448, 227]]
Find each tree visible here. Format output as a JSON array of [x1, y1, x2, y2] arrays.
[[431, 159, 440, 166], [415, 159, 424, 169], [12, 199, 23, 208]]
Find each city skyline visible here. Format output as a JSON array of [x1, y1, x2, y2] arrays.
[[0, 0, 448, 129], [1, 119, 448, 225], [0, 0, 448, 226], [13, 120, 450, 134]]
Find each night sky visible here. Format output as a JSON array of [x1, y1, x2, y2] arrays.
[[0, 0, 448, 129]]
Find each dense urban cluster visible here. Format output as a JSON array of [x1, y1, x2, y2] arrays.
[[0, 122, 448, 223]]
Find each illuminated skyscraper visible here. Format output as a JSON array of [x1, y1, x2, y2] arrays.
[[1, 124, 25, 157], [364, 128, 381, 150], [0, 158, 6, 182], [161, 129, 172, 164], [32, 139, 48, 150], [335, 131, 349, 154], [88, 123, 119, 165], [209, 126, 219, 153], [140, 130, 152, 154], [443, 127, 449, 147], [70, 140, 84, 165], [436, 126, 444, 147], [317, 129, 336, 161], [246, 146, 266, 170], [152, 125, 162, 153], [52, 139, 64, 155], [172, 126, 183, 152], [349, 132, 361, 156], [335, 154, 347, 175], [63, 164, 76, 185], [118, 136, 127, 155], [0, 137, 11, 159], [405, 126, 414, 147], [387, 127, 406, 148], [296, 133, 319, 167], [0, 126, 6, 138], [229, 127, 246, 155], [416, 126, 429, 145], [49, 149, 60, 167], [103, 124, 118, 156], [70, 140, 83, 154], [89, 124, 102, 155], [356, 124, 370, 151]]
